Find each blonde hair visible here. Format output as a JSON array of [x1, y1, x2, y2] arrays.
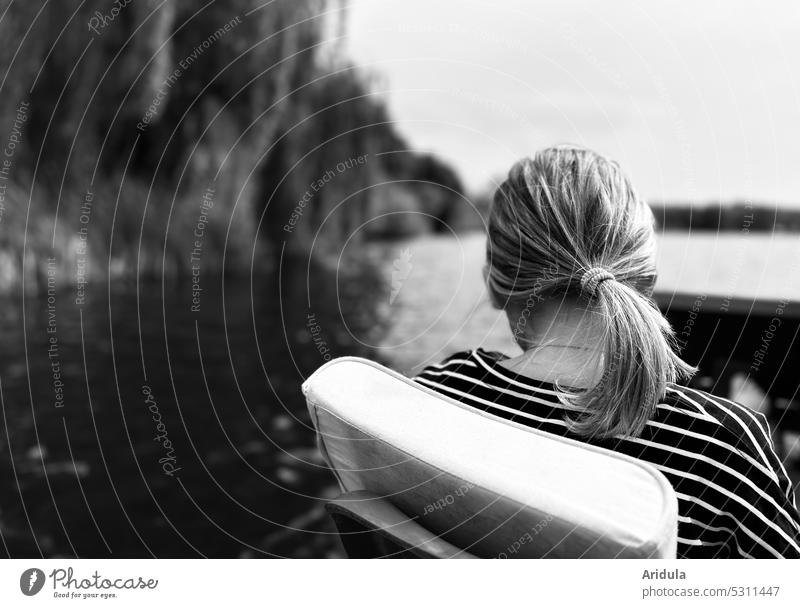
[[485, 145, 695, 438]]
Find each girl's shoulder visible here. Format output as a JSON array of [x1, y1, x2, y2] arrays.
[[414, 348, 507, 378], [662, 384, 783, 471]]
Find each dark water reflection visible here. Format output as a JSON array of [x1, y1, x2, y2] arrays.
[[0, 253, 391, 557]]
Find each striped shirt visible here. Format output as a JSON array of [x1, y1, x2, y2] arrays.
[[414, 348, 800, 559]]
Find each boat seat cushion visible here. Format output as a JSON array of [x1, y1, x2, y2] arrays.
[[302, 357, 678, 558]]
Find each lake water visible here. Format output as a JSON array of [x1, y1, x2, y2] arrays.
[[0, 252, 389, 558], [2, 231, 797, 557]]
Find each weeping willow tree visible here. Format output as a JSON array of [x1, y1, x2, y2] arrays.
[[258, 63, 466, 259], [0, 0, 343, 291], [0, 0, 463, 293]]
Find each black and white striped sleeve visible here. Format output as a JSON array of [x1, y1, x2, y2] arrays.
[[722, 415, 800, 558]]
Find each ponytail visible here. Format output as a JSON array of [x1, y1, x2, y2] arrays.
[[563, 274, 696, 438]]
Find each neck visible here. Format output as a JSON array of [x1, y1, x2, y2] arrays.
[[501, 296, 605, 388]]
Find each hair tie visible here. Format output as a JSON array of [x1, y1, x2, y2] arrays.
[[580, 267, 615, 296]]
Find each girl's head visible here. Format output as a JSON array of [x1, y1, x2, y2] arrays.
[[485, 145, 695, 438]]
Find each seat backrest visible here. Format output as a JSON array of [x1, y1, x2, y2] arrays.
[[302, 357, 678, 558]]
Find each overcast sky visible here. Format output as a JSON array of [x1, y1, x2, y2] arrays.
[[345, 0, 800, 205]]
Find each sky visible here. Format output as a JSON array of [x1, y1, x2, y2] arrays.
[[345, 0, 800, 205]]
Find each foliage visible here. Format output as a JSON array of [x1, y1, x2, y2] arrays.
[[0, 0, 465, 293]]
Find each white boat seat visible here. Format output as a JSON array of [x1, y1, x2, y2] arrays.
[[302, 357, 678, 558]]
